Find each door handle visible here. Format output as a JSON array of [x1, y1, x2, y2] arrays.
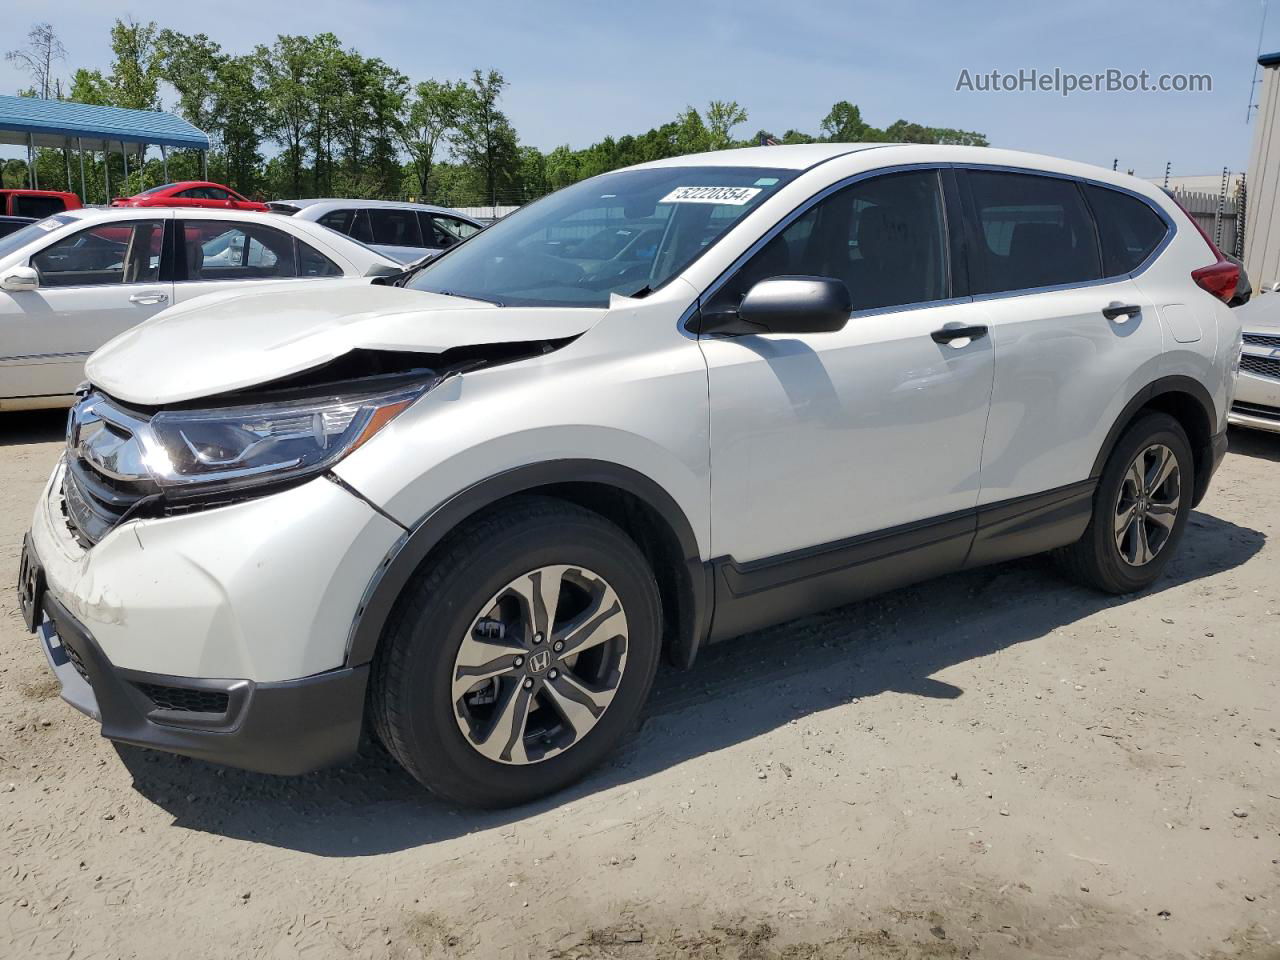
[[930, 324, 988, 346], [1102, 302, 1141, 322], [129, 292, 168, 305]]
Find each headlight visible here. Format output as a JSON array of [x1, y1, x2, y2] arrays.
[[141, 381, 432, 495]]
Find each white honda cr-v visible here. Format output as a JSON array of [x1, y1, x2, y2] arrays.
[[20, 144, 1241, 806]]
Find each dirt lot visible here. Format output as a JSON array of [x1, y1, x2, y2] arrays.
[[1, 410, 1278, 960]]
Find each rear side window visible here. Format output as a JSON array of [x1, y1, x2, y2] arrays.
[[297, 242, 343, 277], [318, 209, 354, 233], [1083, 185, 1168, 275], [179, 220, 298, 281], [14, 195, 66, 218], [368, 209, 423, 247], [965, 171, 1101, 294]]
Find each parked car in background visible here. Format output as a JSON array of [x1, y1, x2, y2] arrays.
[[111, 181, 270, 212], [0, 189, 81, 218], [0, 208, 400, 410], [1229, 292, 1280, 433], [0, 215, 34, 238], [268, 198, 483, 263], [17, 144, 1239, 807]]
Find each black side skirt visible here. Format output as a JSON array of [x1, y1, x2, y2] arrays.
[[706, 479, 1096, 643]]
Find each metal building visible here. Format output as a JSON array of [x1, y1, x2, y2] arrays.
[[0, 94, 209, 200], [1245, 52, 1280, 289]]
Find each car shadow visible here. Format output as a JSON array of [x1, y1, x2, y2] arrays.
[[116, 510, 1263, 856], [1227, 426, 1280, 462], [0, 409, 66, 447]]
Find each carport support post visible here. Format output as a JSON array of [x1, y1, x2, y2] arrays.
[[64, 141, 72, 194], [103, 144, 110, 199], [27, 133, 37, 189], [201, 149, 208, 179], [121, 141, 129, 189], [161, 145, 168, 183], [77, 138, 86, 203]]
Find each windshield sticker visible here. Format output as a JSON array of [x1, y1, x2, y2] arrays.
[[35, 218, 62, 231], [754, 177, 780, 186], [660, 186, 762, 205]]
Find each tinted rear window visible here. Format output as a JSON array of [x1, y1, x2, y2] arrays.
[[1083, 185, 1168, 275], [966, 171, 1101, 294], [13, 195, 67, 218]]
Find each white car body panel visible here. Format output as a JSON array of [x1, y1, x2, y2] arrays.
[[1227, 294, 1280, 432], [0, 208, 397, 408]]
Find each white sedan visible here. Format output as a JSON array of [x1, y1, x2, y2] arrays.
[[0, 207, 401, 410]]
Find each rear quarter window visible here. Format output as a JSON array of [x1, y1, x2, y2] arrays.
[[1082, 185, 1169, 275]]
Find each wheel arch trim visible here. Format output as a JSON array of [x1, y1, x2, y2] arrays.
[[343, 459, 711, 670], [1089, 374, 1220, 504]]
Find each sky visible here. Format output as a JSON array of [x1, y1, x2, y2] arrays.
[[1, 0, 1277, 179]]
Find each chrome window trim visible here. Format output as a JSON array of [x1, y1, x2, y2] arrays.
[[687, 160, 1178, 331]]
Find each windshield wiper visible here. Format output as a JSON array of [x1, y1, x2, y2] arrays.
[[436, 289, 505, 307], [627, 284, 652, 299]]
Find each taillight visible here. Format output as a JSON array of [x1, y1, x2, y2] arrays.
[[1191, 260, 1240, 303], [1162, 188, 1239, 304]]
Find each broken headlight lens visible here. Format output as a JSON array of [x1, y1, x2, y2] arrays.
[[142, 382, 431, 494]]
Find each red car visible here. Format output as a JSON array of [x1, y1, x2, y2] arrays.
[[110, 181, 269, 212], [0, 189, 81, 218]]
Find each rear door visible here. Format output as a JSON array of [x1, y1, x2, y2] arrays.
[[0, 216, 171, 400], [960, 168, 1164, 508]]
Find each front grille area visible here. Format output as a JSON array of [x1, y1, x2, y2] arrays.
[[1243, 332, 1280, 348], [133, 682, 230, 716], [62, 459, 151, 547], [1240, 354, 1280, 381], [61, 394, 159, 547], [1232, 400, 1280, 422]]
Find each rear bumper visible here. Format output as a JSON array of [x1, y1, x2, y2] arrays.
[[36, 590, 367, 776]]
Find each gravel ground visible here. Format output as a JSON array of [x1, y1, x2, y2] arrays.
[[1, 409, 1278, 960]]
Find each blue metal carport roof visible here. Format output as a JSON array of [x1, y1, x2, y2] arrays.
[[0, 94, 209, 151]]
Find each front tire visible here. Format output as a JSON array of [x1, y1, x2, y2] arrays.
[[370, 496, 662, 807], [1055, 412, 1193, 594]]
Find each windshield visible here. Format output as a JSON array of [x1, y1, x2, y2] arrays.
[[0, 214, 77, 261], [406, 166, 798, 307], [138, 183, 178, 195]]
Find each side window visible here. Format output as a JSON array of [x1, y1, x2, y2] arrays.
[[177, 188, 210, 200], [1083, 185, 1169, 276], [420, 213, 458, 248], [706, 170, 949, 315], [31, 220, 164, 288], [438, 215, 480, 240], [367, 209, 423, 247], [349, 209, 373, 244], [297, 241, 343, 277], [14, 195, 66, 218], [180, 220, 298, 281], [965, 171, 1101, 294], [318, 209, 354, 234], [204, 188, 231, 201]]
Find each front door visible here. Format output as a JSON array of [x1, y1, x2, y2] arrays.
[[699, 169, 995, 637], [0, 217, 170, 401]]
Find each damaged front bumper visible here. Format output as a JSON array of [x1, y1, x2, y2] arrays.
[[18, 458, 403, 775]]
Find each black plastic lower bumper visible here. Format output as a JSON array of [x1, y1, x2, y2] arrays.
[[36, 592, 368, 776]]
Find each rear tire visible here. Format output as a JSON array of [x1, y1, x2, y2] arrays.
[[1054, 412, 1193, 594], [370, 496, 662, 807]]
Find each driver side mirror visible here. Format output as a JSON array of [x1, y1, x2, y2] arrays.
[[700, 276, 852, 336], [0, 266, 39, 292]]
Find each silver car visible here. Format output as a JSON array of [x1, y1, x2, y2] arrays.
[[268, 198, 482, 263], [1229, 293, 1280, 433]]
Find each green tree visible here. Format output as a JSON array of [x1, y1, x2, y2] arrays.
[[107, 18, 161, 110], [68, 68, 112, 106], [155, 30, 223, 132], [255, 36, 313, 196], [820, 101, 873, 142], [705, 100, 747, 150], [217, 55, 264, 193], [399, 79, 466, 199], [454, 69, 520, 206]]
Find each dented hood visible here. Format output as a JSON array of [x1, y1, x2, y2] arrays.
[[86, 280, 607, 405]]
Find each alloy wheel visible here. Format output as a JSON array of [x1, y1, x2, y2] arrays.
[[451, 564, 629, 764], [1113, 443, 1181, 566]]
